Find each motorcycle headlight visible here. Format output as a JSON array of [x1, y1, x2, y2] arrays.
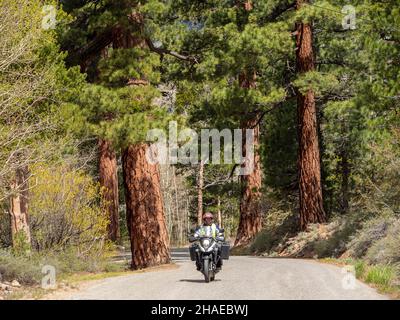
[[201, 239, 210, 249]]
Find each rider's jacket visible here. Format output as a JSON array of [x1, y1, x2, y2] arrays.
[[194, 223, 222, 239]]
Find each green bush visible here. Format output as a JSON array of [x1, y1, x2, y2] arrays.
[[354, 260, 366, 279], [365, 265, 396, 287], [11, 231, 32, 256], [0, 250, 42, 284], [29, 164, 108, 253], [42, 249, 106, 275]]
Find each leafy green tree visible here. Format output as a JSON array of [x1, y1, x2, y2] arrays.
[[0, 0, 84, 250]]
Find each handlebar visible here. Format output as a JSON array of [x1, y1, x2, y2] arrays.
[[188, 235, 225, 242]]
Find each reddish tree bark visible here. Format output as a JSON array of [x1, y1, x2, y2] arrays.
[[10, 166, 31, 248], [235, 71, 263, 246], [122, 143, 170, 269], [244, 0, 253, 11], [339, 148, 350, 214], [296, 0, 326, 230], [99, 138, 120, 242]]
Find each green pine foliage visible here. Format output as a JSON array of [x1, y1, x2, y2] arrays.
[[59, 0, 178, 149]]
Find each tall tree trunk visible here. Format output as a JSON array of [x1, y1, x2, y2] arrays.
[[217, 196, 222, 228], [235, 70, 263, 246], [9, 166, 31, 249], [296, 0, 326, 230], [122, 143, 170, 269], [197, 159, 204, 225], [339, 149, 349, 214], [235, 117, 263, 246], [172, 166, 180, 245], [99, 138, 120, 242]]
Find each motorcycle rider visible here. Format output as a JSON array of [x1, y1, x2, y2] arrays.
[[193, 212, 224, 271]]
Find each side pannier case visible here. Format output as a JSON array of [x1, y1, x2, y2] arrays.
[[189, 245, 197, 261], [221, 242, 230, 260]]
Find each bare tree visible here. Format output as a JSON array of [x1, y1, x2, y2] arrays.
[[197, 160, 205, 225], [9, 164, 31, 249]]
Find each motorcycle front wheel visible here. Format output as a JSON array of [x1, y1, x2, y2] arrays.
[[203, 259, 211, 283]]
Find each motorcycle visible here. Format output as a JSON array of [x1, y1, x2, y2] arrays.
[[189, 231, 229, 283]]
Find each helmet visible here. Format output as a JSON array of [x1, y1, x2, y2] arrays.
[[203, 212, 213, 220]]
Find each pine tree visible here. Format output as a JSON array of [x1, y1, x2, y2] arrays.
[[59, 0, 176, 268], [168, 0, 293, 245], [295, 0, 399, 217], [295, 0, 326, 229]]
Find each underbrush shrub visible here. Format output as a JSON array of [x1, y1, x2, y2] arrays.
[[103, 262, 127, 273], [312, 217, 359, 257], [29, 164, 108, 253], [346, 213, 396, 259], [0, 249, 41, 284], [365, 219, 400, 265], [277, 213, 362, 258], [250, 209, 298, 254], [42, 248, 108, 275], [0, 246, 116, 284]]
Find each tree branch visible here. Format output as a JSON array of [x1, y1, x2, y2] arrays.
[[145, 38, 198, 63]]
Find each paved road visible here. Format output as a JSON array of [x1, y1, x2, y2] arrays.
[[65, 249, 387, 300]]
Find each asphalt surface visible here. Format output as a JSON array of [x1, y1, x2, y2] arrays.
[[65, 248, 387, 300]]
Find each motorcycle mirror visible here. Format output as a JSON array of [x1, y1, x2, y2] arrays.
[[219, 228, 225, 233]]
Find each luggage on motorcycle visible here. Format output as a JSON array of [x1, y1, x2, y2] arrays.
[[189, 245, 197, 261], [221, 242, 230, 260]]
